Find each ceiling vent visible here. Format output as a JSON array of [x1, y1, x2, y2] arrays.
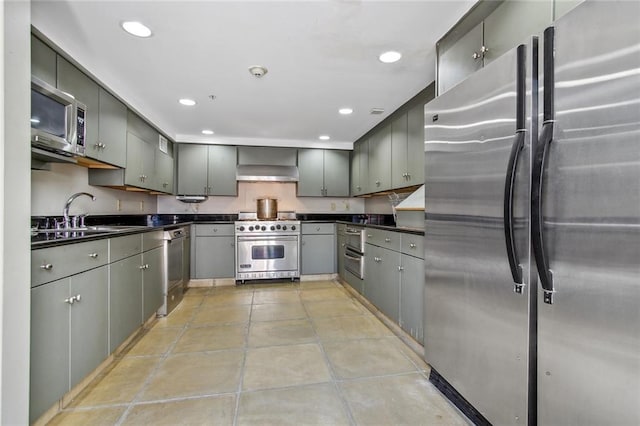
[[370, 108, 385, 115]]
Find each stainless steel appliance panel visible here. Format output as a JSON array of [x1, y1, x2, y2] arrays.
[[344, 247, 364, 279], [344, 226, 365, 253], [424, 42, 534, 425], [236, 235, 299, 278], [536, 2, 640, 424]]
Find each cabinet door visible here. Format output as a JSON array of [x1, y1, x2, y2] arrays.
[[194, 236, 235, 278], [57, 56, 100, 149], [155, 150, 174, 194], [127, 110, 158, 145], [30, 279, 70, 424], [406, 102, 425, 185], [124, 132, 145, 187], [31, 35, 57, 86], [368, 124, 392, 192], [366, 245, 400, 322], [109, 255, 143, 352], [69, 266, 108, 388], [301, 234, 336, 275], [391, 113, 409, 189], [438, 22, 484, 94], [141, 140, 157, 190], [337, 234, 346, 279], [350, 143, 361, 196], [323, 150, 350, 197], [484, 0, 552, 65], [400, 254, 424, 344], [143, 247, 164, 320], [207, 145, 237, 196], [297, 148, 325, 196], [177, 144, 208, 195], [358, 140, 369, 194], [93, 88, 127, 167]]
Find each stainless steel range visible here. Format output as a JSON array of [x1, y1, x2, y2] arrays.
[[234, 219, 300, 282]]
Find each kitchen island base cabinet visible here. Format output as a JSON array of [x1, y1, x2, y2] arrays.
[[30, 266, 109, 424]]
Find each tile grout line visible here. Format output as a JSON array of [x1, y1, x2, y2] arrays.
[[112, 292, 206, 425], [232, 286, 255, 426], [301, 286, 359, 426]]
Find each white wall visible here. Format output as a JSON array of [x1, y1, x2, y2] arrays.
[[158, 182, 365, 215], [31, 163, 157, 216], [1, 1, 31, 422]]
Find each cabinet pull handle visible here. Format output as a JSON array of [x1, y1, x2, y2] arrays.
[[398, 266, 404, 272], [367, 234, 372, 238], [88, 253, 98, 259], [74, 294, 81, 302], [409, 243, 417, 248], [139, 265, 146, 270], [375, 180, 381, 186], [65, 297, 75, 305], [40, 263, 53, 270], [316, 227, 321, 231], [384, 237, 391, 243], [356, 186, 361, 191]]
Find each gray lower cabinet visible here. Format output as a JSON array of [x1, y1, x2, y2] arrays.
[[297, 149, 350, 197], [177, 144, 237, 196], [364, 244, 401, 323], [142, 246, 164, 320], [30, 265, 109, 423], [193, 224, 235, 278], [399, 254, 424, 344], [337, 233, 346, 278], [301, 224, 336, 275], [109, 254, 143, 352]]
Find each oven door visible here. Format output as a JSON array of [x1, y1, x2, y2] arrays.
[[344, 247, 364, 279], [236, 235, 299, 275], [345, 227, 365, 253]]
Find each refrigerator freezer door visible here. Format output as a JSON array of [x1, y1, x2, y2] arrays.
[[424, 41, 535, 425], [536, 2, 640, 425]]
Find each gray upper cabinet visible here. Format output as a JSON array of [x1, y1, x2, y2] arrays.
[[156, 150, 175, 194], [368, 124, 392, 192], [437, 0, 555, 95], [124, 132, 155, 189], [438, 22, 484, 94], [406, 102, 426, 185], [31, 35, 56, 86], [483, 0, 552, 65], [391, 113, 409, 189], [177, 144, 237, 196], [350, 139, 369, 196], [297, 149, 350, 197], [57, 57, 127, 167]]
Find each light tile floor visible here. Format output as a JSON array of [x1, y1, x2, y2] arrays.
[[50, 280, 467, 425]]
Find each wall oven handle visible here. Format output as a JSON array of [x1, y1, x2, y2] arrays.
[[344, 253, 361, 261], [237, 235, 299, 242], [345, 231, 362, 235]]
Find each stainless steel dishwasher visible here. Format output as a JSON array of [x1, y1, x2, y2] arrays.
[[160, 226, 189, 315]]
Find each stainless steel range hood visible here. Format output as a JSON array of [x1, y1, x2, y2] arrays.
[[236, 164, 299, 182]]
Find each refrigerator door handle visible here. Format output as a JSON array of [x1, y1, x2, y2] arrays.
[[504, 130, 525, 290], [532, 26, 556, 304], [503, 44, 527, 292]]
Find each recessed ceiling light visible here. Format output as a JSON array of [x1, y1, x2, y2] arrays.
[[379, 51, 402, 63], [319, 135, 330, 141], [339, 108, 353, 115], [202, 130, 214, 135], [178, 98, 196, 106], [121, 21, 152, 38]]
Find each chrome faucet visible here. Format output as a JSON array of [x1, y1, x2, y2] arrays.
[[62, 192, 96, 229]]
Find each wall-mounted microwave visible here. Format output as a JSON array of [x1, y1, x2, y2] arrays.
[[31, 77, 86, 157]]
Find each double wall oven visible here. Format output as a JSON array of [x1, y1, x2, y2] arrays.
[[235, 219, 300, 282], [343, 226, 365, 279]]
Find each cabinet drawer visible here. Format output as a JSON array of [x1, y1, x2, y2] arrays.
[[401, 234, 424, 259], [142, 230, 164, 251], [32, 239, 109, 287], [365, 228, 401, 252], [195, 224, 235, 236], [337, 223, 347, 235], [302, 223, 335, 235], [110, 234, 142, 262]]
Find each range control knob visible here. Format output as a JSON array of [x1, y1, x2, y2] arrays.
[[270, 225, 275, 231], [261, 226, 266, 231], [291, 225, 296, 231], [282, 225, 288, 231], [249, 226, 254, 231], [239, 226, 245, 231], [276, 224, 281, 230]]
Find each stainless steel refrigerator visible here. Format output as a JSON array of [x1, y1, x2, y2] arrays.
[[424, 1, 639, 425]]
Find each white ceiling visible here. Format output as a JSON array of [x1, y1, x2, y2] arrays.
[[32, 0, 475, 149]]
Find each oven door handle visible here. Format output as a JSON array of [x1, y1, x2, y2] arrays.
[[344, 253, 362, 261], [345, 231, 363, 236], [236, 235, 299, 242]]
